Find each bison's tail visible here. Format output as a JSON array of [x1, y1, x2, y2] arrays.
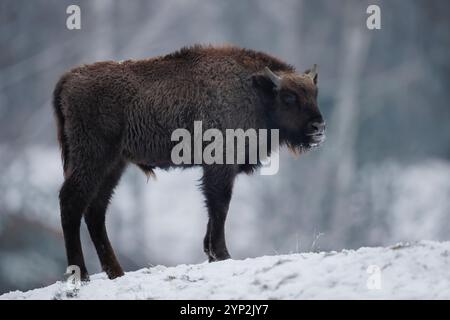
[[52, 75, 69, 176]]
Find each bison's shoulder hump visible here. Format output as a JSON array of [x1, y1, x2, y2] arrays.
[[160, 44, 295, 73]]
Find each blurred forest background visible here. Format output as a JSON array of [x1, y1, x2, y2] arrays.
[[0, 0, 449, 294]]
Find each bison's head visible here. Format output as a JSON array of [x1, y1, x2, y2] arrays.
[[253, 65, 325, 154]]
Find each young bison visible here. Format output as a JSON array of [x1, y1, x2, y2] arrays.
[[53, 45, 325, 280]]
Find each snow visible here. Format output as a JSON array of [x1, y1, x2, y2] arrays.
[[2, 240, 449, 300]]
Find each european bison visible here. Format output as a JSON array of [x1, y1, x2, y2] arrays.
[[53, 45, 325, 280]]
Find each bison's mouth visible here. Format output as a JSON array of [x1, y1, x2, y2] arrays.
[[306, 132, 326, 147]]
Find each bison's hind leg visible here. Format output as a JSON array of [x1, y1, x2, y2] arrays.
[[59, 134, 124, 281], [84, 160, 126, 279], [59, 164, 105, 281]]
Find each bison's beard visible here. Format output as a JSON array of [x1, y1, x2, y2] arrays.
[[286, 136, 325, 159], [282, 129, 325, 159], [286, 142, 311, 158]]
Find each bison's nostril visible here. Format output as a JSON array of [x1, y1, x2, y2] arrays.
[[310, 121, 326, 134]]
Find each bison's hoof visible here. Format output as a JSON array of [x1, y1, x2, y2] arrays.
[[208, 250, 231, 262], [80, 273, 90, 283], [105, 266, 125, 279]]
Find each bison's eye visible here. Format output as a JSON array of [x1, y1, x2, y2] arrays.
[[281, 92, 297, 105]]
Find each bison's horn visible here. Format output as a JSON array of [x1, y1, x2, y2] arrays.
[[308, 64, 318, 80], [264, 67, 281, 89]]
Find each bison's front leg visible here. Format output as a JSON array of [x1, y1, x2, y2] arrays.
[[201, 165, 237, 262]]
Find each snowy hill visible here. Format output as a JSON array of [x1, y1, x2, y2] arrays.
[[2, 241, 449, 300]]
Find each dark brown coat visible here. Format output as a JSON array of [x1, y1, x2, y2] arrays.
[[53, 45, 325, 280]]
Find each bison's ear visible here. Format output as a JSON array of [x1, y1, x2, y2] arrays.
[[252, 67, 281, 93], [305, 64, 318, 85]]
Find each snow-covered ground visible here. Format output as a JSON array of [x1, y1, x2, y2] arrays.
[[2, 240, 449, 300]]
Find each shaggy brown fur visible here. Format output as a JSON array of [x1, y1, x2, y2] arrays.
[[53, 44, 325, 280]]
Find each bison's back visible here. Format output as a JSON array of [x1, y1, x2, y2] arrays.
[[126, 49, 265, 131]]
